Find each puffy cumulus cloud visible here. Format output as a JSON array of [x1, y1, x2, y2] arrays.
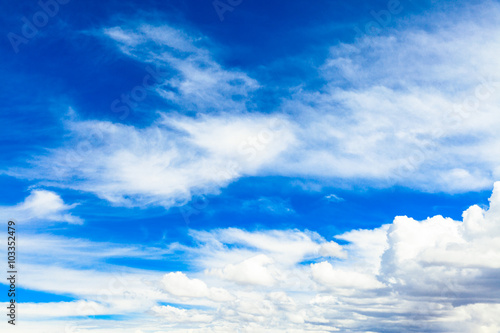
[[0, 189, 82, 224], [162, 272, 212, 298], [17, 114, 294, 207], [161, 272, 234, 302], [376, 182, 500, 303], [311, 261, 385, 290], [449, 303, 500, 333], [133, 186, 500, 331], [207, 254, 278, 286], [5, 183, 500, 331]]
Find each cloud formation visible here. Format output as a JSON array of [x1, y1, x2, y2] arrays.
[[104, 24, 259, 113], [277, 2, 500, 191], [0, 189, 82, 224], [4, 1, 500, 333], [9, 2, 500, 210], [23, 114, 293, 207], [4, 182, 500, 332]]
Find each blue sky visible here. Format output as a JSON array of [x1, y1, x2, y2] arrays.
[[1, 0, 500, 332]]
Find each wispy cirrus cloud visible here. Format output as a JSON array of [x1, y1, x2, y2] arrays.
[[12, 113, 293, 207], [103, 24, 259, 113], [242, 196, 296, 215], [277, 2, 500, 191], [8, 2, 500, 212]]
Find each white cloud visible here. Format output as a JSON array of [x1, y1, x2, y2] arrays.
[[242, 197, 295, 215], [318, 241, 346, 258], [10, 3, 500, 208], [162, 272, 211, 298], [207, 254, 278, 286], [11, 300, 108, 319], [0, 232, 176, 268], [151, 305, 213, 323], [274, 3, 500, 192], [311, 261, 385, 290], [15, 114, 294, 208], [324, 194, 344, 202], [0, 189, 82, 224], [161, 272, 234, 302], [104, 24, 259, 113], [3, 182, 500, 331], [189, 228, 346, 268]]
